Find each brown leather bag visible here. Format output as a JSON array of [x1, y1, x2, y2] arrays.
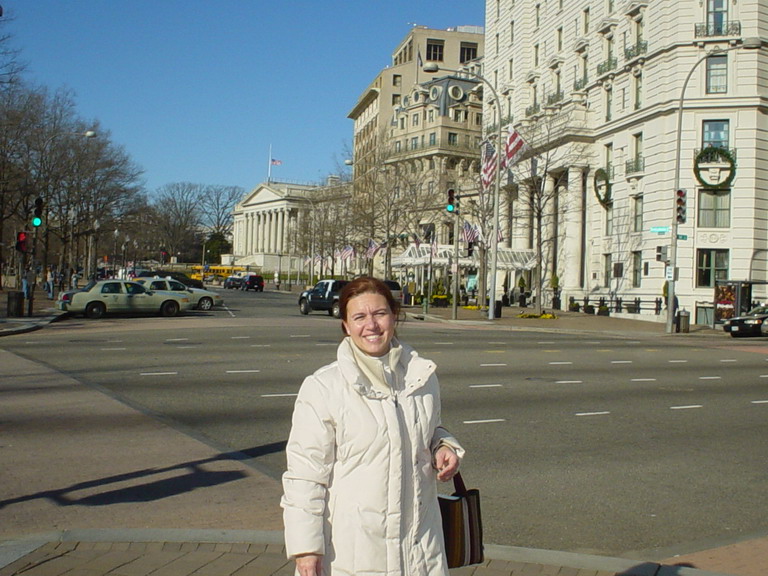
[[438, 471, 484, 568]]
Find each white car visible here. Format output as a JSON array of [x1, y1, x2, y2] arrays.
[[135, 277, 224, 310], [57, 280, 194, 319]]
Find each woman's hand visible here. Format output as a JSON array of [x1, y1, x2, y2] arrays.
[[434, 445, 460, 481], [295, 553, 322, 576]]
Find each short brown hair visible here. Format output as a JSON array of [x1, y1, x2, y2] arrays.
[[339, 277, 401, 324]]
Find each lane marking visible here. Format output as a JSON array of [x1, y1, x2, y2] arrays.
[[100, 347, 126, 351], [226, 369, 261, 374], [262, 393, 298, 398], [315, 343, 336, 346], [231, 336, 251, 339], [670, 405, 703, 410], [751, 400, 768, 404], [434, 342, 454, 345], [166, 338, 189, 342], [549, 361, 573, 365], [480, 363, 507, 367], [537, 341, 556, 345], [611, 360, 632, 364], [251, 344, 271, 348], [720, 359, 737, 363], [139, 372, 178, 376], [575, 411, 610, 417], [488, 341, 507, 345], [290, 334, 311, 338], [463, 419, 506, 424], [556, 380, 582, 384], [699, 376, 721, 380], [469, 384, 503, 388], [669, 360, 688, 363], [631, 378, 657, 382]]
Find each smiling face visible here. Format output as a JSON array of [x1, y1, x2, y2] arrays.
[[342, 292, 396, 357]]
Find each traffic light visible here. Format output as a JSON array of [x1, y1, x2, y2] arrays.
[[446, 189, 456, 213], [15, 231, 28, 253], [675, 189, 687, 224], [656, 245, 668, 262], [32, 197, 44, 227]]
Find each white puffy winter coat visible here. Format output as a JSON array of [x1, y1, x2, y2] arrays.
[[281, 337, 464, 576]]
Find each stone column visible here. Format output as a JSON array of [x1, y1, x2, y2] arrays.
[[563, 167, 586, 293]]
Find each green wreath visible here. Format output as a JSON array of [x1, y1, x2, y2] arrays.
[[593, 168, 612, 208], [694, 146, 736, 189]]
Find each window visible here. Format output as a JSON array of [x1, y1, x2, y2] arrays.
[[605, 203, 614, 235], [395, 141, 401, 153], [510, 20, 515, 43], [534, 43, 540, 67], [393, 75, 401, 87], [412, 113, 419, 126], [603, 253, 612, 287], [453, 109, 465, 122], [410, 136, 419, 150], [632, 194, 643, 232], [429, 132, 436, 146], [428, 109, 435, 122], [706, 54, 727, 94], [633, 132, 643, 161], [448, 132, 458, 146], [632, 251, 642, 287], [703, 120, 729, 148], [707, 0, 728, 35], [535, 4, 541, 28], [606, 0, 614, 13], [426, 39, 444, 62], [698, 189, 730, 227], [697, 248, 729, 287], [475, 112, 482, 125], [583, 8, 590, 34], [399, 116, 406, 129], [392, 94, 401, 106], [460, 42, 478, 63], [605, 143, 613, 173], [508, 58, 514, 80], [605, 88, 613, 121], [557, 27, 563, 52]]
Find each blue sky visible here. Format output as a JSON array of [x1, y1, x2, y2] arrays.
[[6, 1, 484, 195]]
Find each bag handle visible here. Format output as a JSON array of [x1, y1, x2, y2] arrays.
[[452, 471, 468, 495]]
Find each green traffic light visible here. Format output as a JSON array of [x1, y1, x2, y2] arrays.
[[32, 216, 42, 227], [446, 204, 455, 212]]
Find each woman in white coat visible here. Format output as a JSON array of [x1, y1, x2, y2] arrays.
[[282, 277, 463, 576]]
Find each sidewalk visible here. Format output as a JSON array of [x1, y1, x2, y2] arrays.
[[0, 288, 760, 576]]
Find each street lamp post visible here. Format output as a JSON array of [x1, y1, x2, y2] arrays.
[[423, 62, 504, 319], [666, 37, 762, 334]]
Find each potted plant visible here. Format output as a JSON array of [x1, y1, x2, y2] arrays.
[[550, 274, 561, 310], [517, 276, 527, 307], [569, 301, 581, 312], [597, 305, 610, 316], [584, 303, 595, 314]]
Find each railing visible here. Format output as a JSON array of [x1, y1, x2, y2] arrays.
[[694, 20, 741, 38], [625, 156, 645, 174], [569, 295, 664, 315], [597, 57, 618, 76], [624, 40, 648, 61], [525, 103, 541, 117], [546, 91, 564, 105], [573, 76, 588, 91], [390, 138, 478, 158]]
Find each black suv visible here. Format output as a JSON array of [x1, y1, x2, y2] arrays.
[[241, 274, 264, 292], [298, 279, 349, 318]]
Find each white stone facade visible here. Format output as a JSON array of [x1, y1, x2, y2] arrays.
[[483, 0, 766, 323]]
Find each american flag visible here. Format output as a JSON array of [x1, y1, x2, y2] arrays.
[[365, 239, 380, 258], [431, 235, 438, 258], [501, 127, 528, 169], [340, 245, 355, 261], [462, 221, 479, 244], [481, 140, 497, 192], [271, 158, 282, 166]]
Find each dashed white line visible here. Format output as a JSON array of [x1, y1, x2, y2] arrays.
[[261, 393, 298, 398], [434, 342, 454, 345], [611, 360, 632, 364], [250, 344, 271, 348], [226, 369, 261, 374], [549, 361, 573, 365], [720, 359, 737, 363], [166, 338, 189, 342], [669, 360, 688, 363], [100, 347, 126, 351], [231, 336, 251, 339], [699, 376, 721, 380], [139, 372, 178, 376], [631, 378, 657, 382], [469, 384, 503, 388], [480, 363, 507, 367], [556, 380, 583, 384], [670, 405, 703, 410], [751, 400, 768, 405], [290, 334, 311, 338], [575, 411, 610, 417], [463, 419, 506, 424]]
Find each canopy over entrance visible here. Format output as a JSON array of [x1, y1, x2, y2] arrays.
[[391, 243, 537, 271]]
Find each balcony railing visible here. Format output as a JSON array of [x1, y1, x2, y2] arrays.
[[694, 20, 741, 38], [625, 156, 645, 175], [624, 41, 648, 61], [597, 57, 618, 76], [525, 103, 541, 117], [573, 76, 588, 91], [546, 91, 564, 106]]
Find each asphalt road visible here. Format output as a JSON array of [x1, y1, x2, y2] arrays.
[[3, 288, 768, 559]]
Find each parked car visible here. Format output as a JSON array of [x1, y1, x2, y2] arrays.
[[134, 277, 223, 310], [298, 279, 350, 318], [383, 279, 402, 302], [136, 269, 204, 289], [241, 274, 265, 292], [723, 306, 768, 337], [223, 274, 244, 289], [57, 280, 193, 319]]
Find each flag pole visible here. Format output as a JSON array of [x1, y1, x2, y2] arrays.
[[267, 144, 272, 182]]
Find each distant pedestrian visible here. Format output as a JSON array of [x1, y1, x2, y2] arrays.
[[45, 267, 55, 299]]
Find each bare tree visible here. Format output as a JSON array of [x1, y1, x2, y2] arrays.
[[151, 182, 204, 261], [199, 185, 244, 238]]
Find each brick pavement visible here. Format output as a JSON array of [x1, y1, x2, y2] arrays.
[[0, 285, 762, 576]]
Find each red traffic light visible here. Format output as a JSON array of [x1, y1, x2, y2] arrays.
[[676, 189, 687, 224], [15, 231, 28, 253]]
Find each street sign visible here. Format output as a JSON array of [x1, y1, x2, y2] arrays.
[[650, 226, 670, 234], [677, 234, 688, 240]]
